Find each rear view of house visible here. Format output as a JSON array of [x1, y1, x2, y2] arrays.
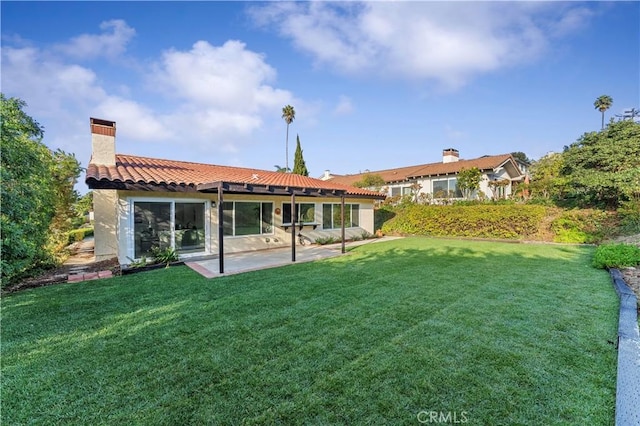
[[85, 118, 385, 266]]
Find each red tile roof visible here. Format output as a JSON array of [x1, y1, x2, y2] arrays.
[[328, 154, 518, 186], [86, 154, 385, 198]]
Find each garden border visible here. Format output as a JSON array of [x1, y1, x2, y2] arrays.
[[609, 269, 640, 426]]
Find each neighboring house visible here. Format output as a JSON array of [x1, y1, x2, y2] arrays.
[[324, 148, 528, 202], [85, 118, 385, 266]]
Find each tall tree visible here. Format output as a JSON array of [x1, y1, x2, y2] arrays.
[[529, 152, 567, 201], [1, 95, 55, 284], [594, 95, 613, 130], [281, 105, 295, 172], [0, 94, 82, 285], [48, 149, 83, 251], [274, 165, 290, 173], [561, 119, 640, 208], [292, 135, 309, 176]]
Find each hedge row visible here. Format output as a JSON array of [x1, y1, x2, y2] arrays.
[[379, 204, 548, 240], [67, 227, 94, 245]]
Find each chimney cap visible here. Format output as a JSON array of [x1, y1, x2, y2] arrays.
[[90, 117, 116, 128]]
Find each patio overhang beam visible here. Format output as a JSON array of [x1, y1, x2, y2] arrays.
[[196, 181, 348, 197]]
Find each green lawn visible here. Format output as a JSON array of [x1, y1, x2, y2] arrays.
[[2, 237, 618, 425]]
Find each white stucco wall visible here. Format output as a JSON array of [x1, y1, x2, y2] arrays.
[[101, 190, 378, 264], [93, 189, 119, 261]]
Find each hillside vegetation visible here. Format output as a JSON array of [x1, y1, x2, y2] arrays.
[[378, 204, 620, 244]]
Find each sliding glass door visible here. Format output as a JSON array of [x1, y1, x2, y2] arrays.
[[133, 200, 207, 259]]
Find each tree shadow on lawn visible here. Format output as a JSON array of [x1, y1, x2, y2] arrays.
[[2, 237, 618, 425]]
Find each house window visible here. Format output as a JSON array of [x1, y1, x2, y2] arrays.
[[432, 178, 462, 198], [282, 203, 316, 224], [322, 203, 360, 229], [175, 203, 205, 254], [133, 201, 206, 258], [223, 201, 273, 236], [390, 187, 401, 197]]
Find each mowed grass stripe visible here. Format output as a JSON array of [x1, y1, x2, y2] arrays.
[[2, 237, 617, 425]]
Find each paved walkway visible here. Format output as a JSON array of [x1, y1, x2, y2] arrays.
[[64, 237, 113, 282], [186, 237, 399, 278]]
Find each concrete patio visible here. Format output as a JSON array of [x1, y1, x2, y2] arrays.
[[185, 237, 398, 278]]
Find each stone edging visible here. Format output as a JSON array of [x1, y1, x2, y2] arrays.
[[609, 269, 640, 426]]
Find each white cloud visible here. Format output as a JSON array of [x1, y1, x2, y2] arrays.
[[1, 45, 104, 115], [333, 95, 354, 116], [249, 2, 593, 88], [55, 19, 136, 59], [2, 20, 298, 178], [152, 40, 291, 111], [147, 39, 295, 153], [93, 97, 171, 142]]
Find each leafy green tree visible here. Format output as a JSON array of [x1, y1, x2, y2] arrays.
[[457, 167, 482, 200], [292, 135, 309, 176], [561, 119, 640, 208], [48, 149, 83, 251], [353, 173, 386, 190], [73, 191, 94, 228], [1, 95, 55, 283], [594, 95, 613, 130], [529, 153, 567, 201], [1, 94, 82, 285], [511, 152, 531, 164], [281, 104, 295, 172]]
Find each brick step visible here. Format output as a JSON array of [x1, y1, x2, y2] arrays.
[[67, 270, 113, 283]]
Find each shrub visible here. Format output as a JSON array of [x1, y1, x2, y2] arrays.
[[380, 204, 547, 240], [550, 209, 613, 244], [618, 199, 640, 235], [67, 227, 94, 245], [592, 243, 640, 269], [150, 246, 179, 266], [360, 230, 374, 240], [315, 236, 339, 245]]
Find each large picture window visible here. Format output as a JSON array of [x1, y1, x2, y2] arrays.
[[133, 200, 206, 258], [322, 203, 359, 229], [282, 203, 316, 224], [223, 201, 273, 236], [432, 178, 462, 198]]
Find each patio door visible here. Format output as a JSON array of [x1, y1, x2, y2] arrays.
[[132, 200, 207, 259]]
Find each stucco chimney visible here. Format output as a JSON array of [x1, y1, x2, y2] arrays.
[[90, 118, 116, 166], [442, 148, 459, 163]]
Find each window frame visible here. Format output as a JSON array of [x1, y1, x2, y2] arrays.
[[431, 177, 462, 198], [322, 203, 360, 229], [222, 201, 274, 237], [282, 202, 316, 225], [129, 198, 209, 260]]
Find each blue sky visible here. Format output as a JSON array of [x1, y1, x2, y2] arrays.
[[2, 1, 638, 191]]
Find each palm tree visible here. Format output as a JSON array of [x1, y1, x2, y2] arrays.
[[281, 105, 295, 172], [594, 95, 613, 130]]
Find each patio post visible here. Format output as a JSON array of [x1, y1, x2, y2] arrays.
[[291, 193, 296, 262], [341, 194, 346, 254], [218, 183, 224, 274]]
